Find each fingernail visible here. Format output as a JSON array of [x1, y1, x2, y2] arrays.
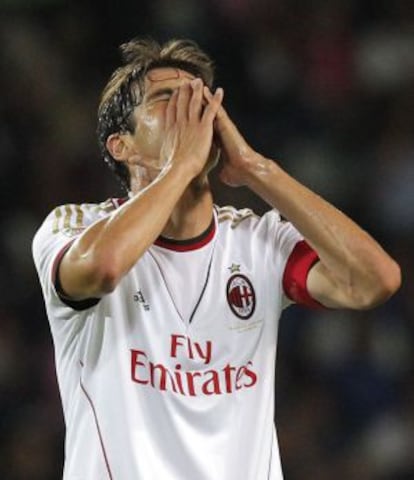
[[191, 78, 201, 87]]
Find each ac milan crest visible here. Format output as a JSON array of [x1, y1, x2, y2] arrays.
[[226, 274, 256, 319]]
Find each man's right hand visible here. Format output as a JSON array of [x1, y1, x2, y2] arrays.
[[127, 79, 223, 187], [56, 78, 223, 303], [160, 78, 223, 179]]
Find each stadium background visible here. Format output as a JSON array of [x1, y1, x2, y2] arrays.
[[0, 0, 413, 478]]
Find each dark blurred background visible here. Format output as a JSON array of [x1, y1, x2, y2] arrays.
[[0, 0, 413, 479]]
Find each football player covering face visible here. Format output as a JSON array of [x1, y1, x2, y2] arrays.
[[33, 37, 401, 480], [110, 67, 220, 195]]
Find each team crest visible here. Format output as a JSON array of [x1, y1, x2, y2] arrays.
[[226, 274, 256, 319]]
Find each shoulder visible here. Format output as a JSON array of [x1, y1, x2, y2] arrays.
[[37, 198, 123, 238], [215, 205, 283, 231], [215, 205, 259, 229], [215, 205, 299, 255], [32, 198, 124, 269]]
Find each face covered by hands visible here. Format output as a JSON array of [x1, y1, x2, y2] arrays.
[[122, 68, 223, 193], [203, 87, 265, 188]]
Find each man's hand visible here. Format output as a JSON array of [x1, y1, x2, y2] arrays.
[[204, 86, 400, 310], [161, 79, 223, 179], [128, 79, 223, 187], [204, 87, 264, 187], [57, 78, 223, 302]]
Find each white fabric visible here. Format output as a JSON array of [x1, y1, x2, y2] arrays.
[[32, 200, 303, 480], [153, 240, 215, 322]]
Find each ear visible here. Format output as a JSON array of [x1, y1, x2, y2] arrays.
[[106, 133, 132, 162]]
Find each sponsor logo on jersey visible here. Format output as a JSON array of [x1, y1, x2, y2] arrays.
[[226, 274, 256, 320], [130, 334, 258, 396]]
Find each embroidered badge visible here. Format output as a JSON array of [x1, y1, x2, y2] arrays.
[[226, 274, 256, 319], [228, 263, 241, 273]]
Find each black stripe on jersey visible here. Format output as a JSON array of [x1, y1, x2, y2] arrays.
[[155, 216, 215, 251]]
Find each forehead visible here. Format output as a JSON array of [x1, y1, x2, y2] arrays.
[[143, 67, 195, 93]]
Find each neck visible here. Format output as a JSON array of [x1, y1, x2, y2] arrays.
[[161, 179, 214, 240]]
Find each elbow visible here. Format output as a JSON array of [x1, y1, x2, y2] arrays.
[[356, 259, 402, 310], [377, 259, 402, 301], [90, 254, 123, 295], [96, 270, 119, 295]]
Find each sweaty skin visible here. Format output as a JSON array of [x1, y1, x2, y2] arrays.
[[58, 71, 223, 300], [147, 68, 194, 82], [203, 87, 401, 309], [57, 67, 400, 310], [128, 68, 219, 192]]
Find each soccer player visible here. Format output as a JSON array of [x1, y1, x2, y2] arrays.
[[32, 38, 400, 479]]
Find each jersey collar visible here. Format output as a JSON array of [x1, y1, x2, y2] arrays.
[[112, 197, 217, 252], [154, 214, 216, 252]]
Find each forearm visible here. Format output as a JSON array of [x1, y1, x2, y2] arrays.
[[245, 155, 401, 308], [205, 92, 400, 308], [60, 79, 223, 300], [61, 163, 194, 298]]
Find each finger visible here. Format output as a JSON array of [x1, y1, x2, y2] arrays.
[[204, 86, 243, 143], [203, 86, 213, 102], [176, 83, 191, 123], [189, 78, 203, 121], [202, 87, 224, 124], [203, 86, 227, 121], [165, 89, 178, 129]]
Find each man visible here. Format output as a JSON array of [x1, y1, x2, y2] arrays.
[[33, 38, 400, 480]]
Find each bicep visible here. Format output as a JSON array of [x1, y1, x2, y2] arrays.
[[57, 246, 102, 301], [57, 218, 115, 301]]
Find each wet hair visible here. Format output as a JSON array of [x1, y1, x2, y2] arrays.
[[97, 38, 215, 191]]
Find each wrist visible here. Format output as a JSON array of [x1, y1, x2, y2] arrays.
[[164, 157, 199, 184], [243, 154, 282, 189]]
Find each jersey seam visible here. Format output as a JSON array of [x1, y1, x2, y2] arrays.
[[80, 377, 114, 480]]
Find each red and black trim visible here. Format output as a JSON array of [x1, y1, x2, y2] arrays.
[[282, 240, 324, 309], [52, 241, 100, 311], [154, 216, 215, 252], [110, 197, 128, 209]]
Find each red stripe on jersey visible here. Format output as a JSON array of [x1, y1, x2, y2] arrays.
[[283, 240, 324, 309], [80, 380, 114, 479], [111, 197, 128, 208], [51, 240, 75, 286]]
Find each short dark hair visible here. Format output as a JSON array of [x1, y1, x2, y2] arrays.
[[97, 38, 215, 191]]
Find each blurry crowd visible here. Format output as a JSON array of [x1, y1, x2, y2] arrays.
[[0, 0, 413, 478]]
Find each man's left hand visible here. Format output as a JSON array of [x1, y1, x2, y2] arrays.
[[204, 87, 265, 187]]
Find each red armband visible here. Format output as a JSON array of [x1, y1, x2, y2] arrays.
[[282, 240, 324, 309]]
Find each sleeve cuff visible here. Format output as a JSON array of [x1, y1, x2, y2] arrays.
[[52, 240, 100, 311]]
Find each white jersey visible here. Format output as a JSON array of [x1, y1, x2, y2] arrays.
[[32, 199, 318, 480]]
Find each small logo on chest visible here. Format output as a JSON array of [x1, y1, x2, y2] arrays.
[[226, 274, 256, 319], [133, 290, 150, 311]]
